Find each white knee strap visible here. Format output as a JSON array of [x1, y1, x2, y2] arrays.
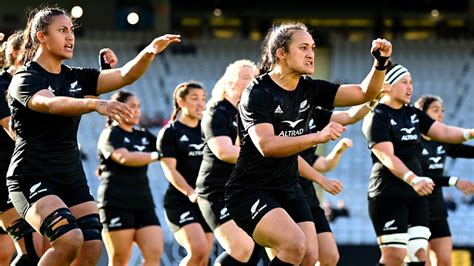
[[378, 233, 409, 249], [407, 226, 431, 262]]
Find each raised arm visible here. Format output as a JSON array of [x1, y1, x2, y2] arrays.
[[333, 39, 392, 107], [371, 141, 434, 196], [96, 34, 181, 95], [330, 102, 375, 125], [313, 138, 352, 172], [427, 121, 474, 144], [331, 83, 387, 125], [98, 48, 118, 70], [248, 121, 346, 158]]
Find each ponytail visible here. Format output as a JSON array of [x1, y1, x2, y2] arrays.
[[17, 16, 38, 66], [258, 52, 273, 76], [169, 101, 182, 121], [4, 30, 23, 68]]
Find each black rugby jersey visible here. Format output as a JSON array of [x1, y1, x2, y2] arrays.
[[362, 104, 435, 198], [0, 70, 14, 171], [196, 99, 238, 199], [7, 61, 99, 178], [420, 138, 474, 199], [97, 125, 156, 209], [227, 74, 339, 197], [157, 120, 203, 204]]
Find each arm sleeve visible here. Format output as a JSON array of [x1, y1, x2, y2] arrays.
[[98, 128, 125, 159], [445, 143, 474, 158], [416, 108, 435, 135], [429, 175, 452, 187], [311, 79, 339, 110], [239, 86, 273, 131], [156, 126, 177, 158], [362, 110, 391, 148], [8, 70, 48, 107], [73, 67, 100, 97], [203, 107, 232, 139]]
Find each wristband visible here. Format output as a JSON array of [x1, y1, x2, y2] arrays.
[[411, 176, 434, 186], [371, 50, 389, 71], [150, 151, 161, 161], [99, 50, 111, 70], [463, 129, 473, 141], [403, 171, 415, 183], [448, 176, 459, 187]]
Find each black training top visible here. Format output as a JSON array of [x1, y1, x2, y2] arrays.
[[227, 74, 339, 199], [196, 99, 238, 199], [0, 70, 14, 171], [362, 103, 435, 198], [420, 138, 474, 198], [7, 61, 99, 179], [157, 120, 204, 205], [97, 125, 156, 209]]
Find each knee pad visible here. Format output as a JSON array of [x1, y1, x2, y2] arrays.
[[76, 214, 102, 241], [377, 233, 408, 249], [39, 208, 79, 242], [407, 226, 431, 262], [6, 219, 35, 241]]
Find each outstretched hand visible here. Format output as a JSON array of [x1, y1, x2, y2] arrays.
[[148, 34, 181, 55], [94, 99, 134, 124], [456, 179, 474, 195]]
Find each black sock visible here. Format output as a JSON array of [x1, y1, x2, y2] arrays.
[[11, 254, 36, 266], [214, 251, 247, 266], [247, 244, 263, 265], [23, 230, 40, 263], [405, 262, 425, 266], [269, 256, 292, 266]]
